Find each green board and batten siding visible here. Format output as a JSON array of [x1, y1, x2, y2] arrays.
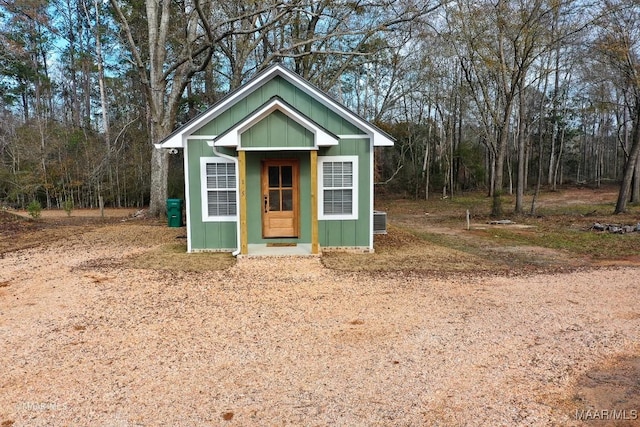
[[186, 140, 237, 251], [242, 110, 314, 149], [317, 138, 371, 248], [192, 76, 364, 138], [187, 75, 372, 251]]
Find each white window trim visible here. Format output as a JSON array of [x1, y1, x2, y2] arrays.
[[318, 155, 358, 220], [200, 157, 238, 222]]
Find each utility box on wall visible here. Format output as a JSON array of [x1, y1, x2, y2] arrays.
[[373, 211, 387, 234]]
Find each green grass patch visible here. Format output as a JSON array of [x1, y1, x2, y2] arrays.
[[369, 187, 640, 273], [486, 227, 640, 259], [322, 224, 506, 274]]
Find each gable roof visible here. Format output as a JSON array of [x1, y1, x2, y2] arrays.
[[155, 64, 395, 148], [214, 95, 339, 149]]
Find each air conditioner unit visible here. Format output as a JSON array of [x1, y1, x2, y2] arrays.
[[373, 210, 387, 234]]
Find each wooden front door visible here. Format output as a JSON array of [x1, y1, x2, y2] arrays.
[[261, 159, 299, 238]]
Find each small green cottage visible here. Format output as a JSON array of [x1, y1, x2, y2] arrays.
[[156, 64, 394, 255]]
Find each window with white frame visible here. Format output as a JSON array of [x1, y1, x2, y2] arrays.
[[201, 157, 237, 221], [318, 156, 358, 220]]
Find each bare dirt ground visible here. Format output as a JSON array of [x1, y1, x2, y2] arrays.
[[1, 190, 639, 426]]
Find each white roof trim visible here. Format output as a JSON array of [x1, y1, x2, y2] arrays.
[[271, 67, 394, 147], [154, 140, 182, 149], [215, 97, 338, 149], [371, 135, 394, 146], [155, 64, 395, 149]]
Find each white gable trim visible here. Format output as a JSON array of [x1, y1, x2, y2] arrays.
[[271, 68, 394, 147], [338, 134, 370, 140], [155, 64, 395, 149], [214, 97, 339, 149]]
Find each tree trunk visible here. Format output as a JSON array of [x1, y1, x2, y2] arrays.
[[553, 125, 566, 191], [515, 81, 526, 214], [422, 105, 432, 200], [88, 0, 114, 203], [491, 124, 509, 217], [614, 107, 640, 213], [149, 145, 169, 215], [530, 125, 545, 216], [632, 154, 640, 203]]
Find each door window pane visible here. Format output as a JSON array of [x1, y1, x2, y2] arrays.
[[269, 190, 280, 211], [282, 189, 293, 211], [268, 166, 280, 188], [281, 166, 293, 188]]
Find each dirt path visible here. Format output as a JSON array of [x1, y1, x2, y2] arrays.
[[0, 224, 638, 426]]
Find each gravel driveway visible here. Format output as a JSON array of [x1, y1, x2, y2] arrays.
[[1, 224, 638, 426]]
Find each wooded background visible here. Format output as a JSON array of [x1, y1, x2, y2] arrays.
[[1, 0, 639, 216]]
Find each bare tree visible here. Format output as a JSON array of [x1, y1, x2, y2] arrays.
[[447, 0, 589, 215], [109, 0, 443, 216], [593, 0, 640, 213], [448, 0, 549, 215]]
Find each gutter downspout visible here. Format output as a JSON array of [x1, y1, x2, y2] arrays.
[[209, 141, 242, 257]]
